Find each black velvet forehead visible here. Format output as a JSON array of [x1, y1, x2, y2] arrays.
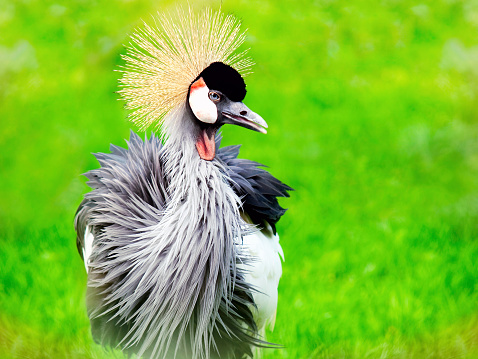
[[197, 62, 246, 102]]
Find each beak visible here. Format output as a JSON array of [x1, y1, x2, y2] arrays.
[[221, 102, 268, 134]]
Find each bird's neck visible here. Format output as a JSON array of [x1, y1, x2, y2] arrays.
[[162, 103, 219, 162], [151, 107, 246, 356]]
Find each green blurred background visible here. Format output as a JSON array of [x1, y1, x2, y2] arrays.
[[1, 0, 477, 358]]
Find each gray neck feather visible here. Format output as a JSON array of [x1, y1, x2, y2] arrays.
[[117, 106, 248, 358]]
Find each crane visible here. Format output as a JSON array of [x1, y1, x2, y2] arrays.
[[75, 7, 292, 359]]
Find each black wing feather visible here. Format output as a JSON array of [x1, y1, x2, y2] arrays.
[[215, 135, 293, 234]]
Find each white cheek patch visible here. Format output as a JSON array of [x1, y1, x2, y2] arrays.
[[189, 77, 217, 124]]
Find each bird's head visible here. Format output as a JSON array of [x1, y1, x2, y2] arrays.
[[188, 62, 267, 160], [119, 8, 266, 160]]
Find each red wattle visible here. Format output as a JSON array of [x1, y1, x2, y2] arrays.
[[196, 129, 216, 161]]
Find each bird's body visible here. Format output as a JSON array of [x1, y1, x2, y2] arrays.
[[75, 8, 291, 359]]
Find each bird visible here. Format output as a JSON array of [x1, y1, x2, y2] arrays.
[[74, 7, 292, 359]]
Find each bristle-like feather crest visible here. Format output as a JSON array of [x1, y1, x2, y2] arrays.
[[118, 7, 254, 131]]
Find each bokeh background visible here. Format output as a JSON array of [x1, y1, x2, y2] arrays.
[[1, 0, 478, 358]]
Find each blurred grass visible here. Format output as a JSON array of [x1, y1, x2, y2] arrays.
[[1, 0, 478, 358]]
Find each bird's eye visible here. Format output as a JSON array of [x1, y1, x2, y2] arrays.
[[208, 91, 221, 102]]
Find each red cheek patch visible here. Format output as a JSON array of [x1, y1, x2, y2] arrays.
[[190, 77, 207, 92]]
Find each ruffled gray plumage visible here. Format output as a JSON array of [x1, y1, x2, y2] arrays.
[[75, 131, 290, 359]]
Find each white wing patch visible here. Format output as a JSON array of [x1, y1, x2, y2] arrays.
[[83, 225, 94, 273], [238, 222, 284, 334]]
